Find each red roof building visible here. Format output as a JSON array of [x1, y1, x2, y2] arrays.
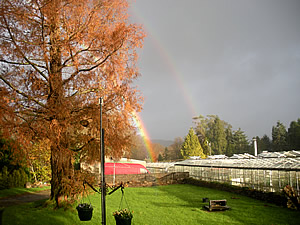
[[105, 162, 149, 175]]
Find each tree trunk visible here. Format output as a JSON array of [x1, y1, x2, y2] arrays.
[[50, 144, 73, 205], [48, 1, 71, 206]]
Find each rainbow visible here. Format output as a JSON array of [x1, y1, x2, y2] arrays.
[[131, 6, 198, 117], [148, 35, 198, 117], [131, 111, 156, 162]]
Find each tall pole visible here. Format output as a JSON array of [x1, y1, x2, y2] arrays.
[[253, 138, 258, 157], [100, 97, 106, 225]]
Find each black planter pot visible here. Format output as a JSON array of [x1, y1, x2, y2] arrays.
[[114, 217, 132, 225], [76, 205, 93, 221]]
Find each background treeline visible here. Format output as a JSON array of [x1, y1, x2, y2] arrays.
[[132, 115, 300, 162], [129, 135, 183, 162], [192, 115, 300, 157], [2, 115, 299, 180]]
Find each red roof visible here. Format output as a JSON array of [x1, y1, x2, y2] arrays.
[[105, 162, 149, 175]]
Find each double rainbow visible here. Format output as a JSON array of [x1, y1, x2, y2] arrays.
[[130, 5, 200, 162]]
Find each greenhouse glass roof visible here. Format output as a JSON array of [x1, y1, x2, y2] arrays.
[[174, 151, 300, 171]]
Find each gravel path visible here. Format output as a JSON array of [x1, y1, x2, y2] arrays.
[[0, 190, 51, 207]]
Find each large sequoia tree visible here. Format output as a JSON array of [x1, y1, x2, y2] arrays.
[[0, 0, 144, 205]]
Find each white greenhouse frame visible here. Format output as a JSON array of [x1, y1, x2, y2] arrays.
[[174, 157, 300, 194]]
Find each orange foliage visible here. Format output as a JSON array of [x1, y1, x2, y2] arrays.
[[0, 0, 145, 204]]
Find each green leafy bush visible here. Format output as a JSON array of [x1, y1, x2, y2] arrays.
[[0, 166, 29, 189]]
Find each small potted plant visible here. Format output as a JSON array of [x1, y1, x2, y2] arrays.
[[113, 208, 133, 225], [76, 203, 93, 221]]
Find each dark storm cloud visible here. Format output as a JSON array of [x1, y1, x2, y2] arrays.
[[130, 0, 300, 141]]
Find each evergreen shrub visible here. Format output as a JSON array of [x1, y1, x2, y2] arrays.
[[0, 166, 29, 190]]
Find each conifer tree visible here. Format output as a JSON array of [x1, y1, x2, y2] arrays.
[[287, 118, 300, 150], [181, 128, 205, 159], [272, 121, 288, 151]]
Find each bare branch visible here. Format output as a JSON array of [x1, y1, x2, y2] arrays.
[[0, 74, 47, 109], [36, 0, 51, 74], [61, 45, 91, 70], [2, 15, 49, 82], [68, 88, 99, 98], [62, 45, 121, 86], [0, 59, 47, 70]]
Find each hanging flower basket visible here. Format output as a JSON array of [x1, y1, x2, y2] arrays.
[[76, 203, 93, 221], [113, 208, 133, 225], [115, 217, 132, 225]]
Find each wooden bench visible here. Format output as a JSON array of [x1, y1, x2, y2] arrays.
[[204, 199, 230, 211]]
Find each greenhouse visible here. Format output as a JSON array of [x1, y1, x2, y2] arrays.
[[146, 162, 176, 173], [147, 151, 300, 194]]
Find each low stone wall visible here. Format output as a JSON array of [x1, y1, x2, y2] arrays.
[[157, 172, 189, 185], [105, 172, 189, 187]]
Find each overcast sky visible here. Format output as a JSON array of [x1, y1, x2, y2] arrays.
[[128, 0, 300, 141]]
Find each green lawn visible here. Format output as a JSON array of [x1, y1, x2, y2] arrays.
[[2, 184, 300, 225], [0, 186, 50, 198]]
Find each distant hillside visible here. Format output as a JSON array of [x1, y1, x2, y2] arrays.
[[152, 139, 173, 147]]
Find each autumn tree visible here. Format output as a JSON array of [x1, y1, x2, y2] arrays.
[[0, 134, 24, 172], [168, 137, 183, 160], [151, 142, 164, 162], [0, 0, 144, 205], [129, 135, 148, 160]]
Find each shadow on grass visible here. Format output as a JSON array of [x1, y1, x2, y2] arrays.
[[5, 185, 300, 225], [157, 184, 213, 208], [0, 189, 50, 207], [159, 184, 300, 225], [151, 201, 198, 209], [0, 187, 51, 199], [2, 199, 81, 225]]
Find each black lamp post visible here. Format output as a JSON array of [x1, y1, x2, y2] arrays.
[[100, 97, 106, 225]]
